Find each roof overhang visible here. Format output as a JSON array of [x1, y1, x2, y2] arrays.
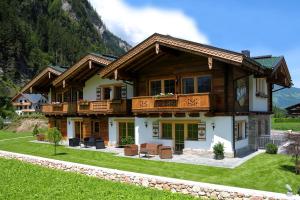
[[19, 67, 62, 94], [100, 33, 266, 78], [52, 54, 113, 87], [270, 57, 292, 87]]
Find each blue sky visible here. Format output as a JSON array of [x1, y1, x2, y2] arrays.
[[90, 0, 300, 87]]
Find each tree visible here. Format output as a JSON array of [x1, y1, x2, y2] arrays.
[[32, 124, 39, 136], [47, 127, 62, 155], [285, 133, 300, 173]]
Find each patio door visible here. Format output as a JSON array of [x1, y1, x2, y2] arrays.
[[175, 123, 184, 154], [74, 121, 82, 139]]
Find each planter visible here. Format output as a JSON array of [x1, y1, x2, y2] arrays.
[[214, 154, 224, 160], [36, 134, 45, 141]]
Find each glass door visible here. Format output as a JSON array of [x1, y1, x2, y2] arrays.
[[175, 123, 184, 154], [75, 121, 82, 139]]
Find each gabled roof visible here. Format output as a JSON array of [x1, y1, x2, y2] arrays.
[[52, 53, 114, 86], [11, 93, 45, 103], [19, 66, 65, 93], [286, 102, 300, 110], [253, 56, 282, 69], [100, 33, 266, 78]]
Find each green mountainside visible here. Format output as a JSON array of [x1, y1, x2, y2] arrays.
[[273, 87, 300, 108], [0, 0, 130, 96]]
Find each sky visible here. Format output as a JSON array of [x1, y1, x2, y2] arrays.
[[89, 0, 300, 88]]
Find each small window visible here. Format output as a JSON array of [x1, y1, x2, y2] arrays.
[[94, 122, 100, 133], [187, 124, 198, 140], [164, 80, 175, 94], [161, 123, 172, 139], [150, 80, 161, 96], [182, 78, 194, 94], [115, 86, 122, 100], [103, 88, 111, 100], [235, 121, 245, 141], [197, 76, 211, 93]]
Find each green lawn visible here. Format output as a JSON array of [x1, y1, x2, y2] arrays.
[[0, 130, 299, 194], [272, 118, 300, 131], [0, 158, 194, 200], [0, 131, 31, 140]]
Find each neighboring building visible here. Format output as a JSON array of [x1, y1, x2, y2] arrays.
[[26, 34, 292, 157], [11, 65, 67, 115], [12, 93, 48, 115], [286, 103, 300, 116]]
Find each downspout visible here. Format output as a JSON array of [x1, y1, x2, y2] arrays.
[[232, 67, 236, 158]]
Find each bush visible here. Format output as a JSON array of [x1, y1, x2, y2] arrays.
[[266, 143, 278, 154], [120, 136, 135, 146], [213, 142, 224, 159], [0, 117, 4, 129], [32, 124, 39, 136]]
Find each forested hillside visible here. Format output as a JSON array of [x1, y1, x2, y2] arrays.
[[0, 0, 130, 95]]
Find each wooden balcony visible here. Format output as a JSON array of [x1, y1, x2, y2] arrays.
[[77, 100, 129, 115], [12, 102, 32, 106], [41, 103, 77, 115], [132, 93, 212, 113]]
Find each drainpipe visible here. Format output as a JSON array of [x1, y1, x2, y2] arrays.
[[232, 67, 236, 158]]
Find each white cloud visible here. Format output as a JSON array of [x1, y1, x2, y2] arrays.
[[89, 0, 209, 45]]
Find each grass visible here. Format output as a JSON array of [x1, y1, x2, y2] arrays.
[[0, 131, 31, 140], [271, 118, 300, 131], [0, 157, 195, 200], [0, 130, 299, 194]]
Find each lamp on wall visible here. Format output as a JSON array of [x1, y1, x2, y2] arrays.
[[109, 121, 113, 127], [144, 121, 148, 128], [211, 122, 215, 130]]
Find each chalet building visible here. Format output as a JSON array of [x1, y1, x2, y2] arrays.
[[12, 93, 48, 115], [286, 103, 300, 116], [11, 66, 66, 115], [26, 34, 292, 157]]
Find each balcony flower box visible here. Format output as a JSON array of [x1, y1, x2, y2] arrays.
[[79, 100, 90, 106], [154, 93, 177, 100]]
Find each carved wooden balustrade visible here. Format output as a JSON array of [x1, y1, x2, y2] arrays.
[[132, 93, 212, 113], [41, 102, 77, 115], [77, 100, 129, 114]]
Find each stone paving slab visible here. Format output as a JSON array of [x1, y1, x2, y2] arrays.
[[0, 150, 298, 200]]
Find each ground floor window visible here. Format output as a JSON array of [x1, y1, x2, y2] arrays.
[[119, 122, 135, 145], [187, 124, 198, 140], [235, 121, 247, 141], [161, 123, 172, 139]]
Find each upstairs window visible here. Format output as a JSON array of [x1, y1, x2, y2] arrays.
[[150, 80, 162, 96], [164, 80, 175, 94], [115, 86, 122, 100], [103, 88, 111, 100], [197, 76, 211, 93], [256, 78, 267, 97], [182, 78, 194, 94]]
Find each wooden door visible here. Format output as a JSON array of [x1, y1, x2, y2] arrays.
[[175, 123, 184, 154], [75, 121, 82, 139], [99, 120, 109, 145]]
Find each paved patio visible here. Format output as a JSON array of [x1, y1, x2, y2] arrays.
[[66, 145, 264, 168]]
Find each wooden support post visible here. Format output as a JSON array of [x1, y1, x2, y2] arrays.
[[114, 69, 118, 80], [89, 60, 92, 69], [208, 57, 213, 70], [63, 80, 66, 88], [155, 43, 159, 54], [48, 72, 51, 79]]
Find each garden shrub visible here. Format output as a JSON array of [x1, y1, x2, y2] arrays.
[[32, 124, 39, 136], [266, 143, 278, 154], [213, 142, 224, 159]]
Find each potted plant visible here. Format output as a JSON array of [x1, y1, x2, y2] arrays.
[[213, 142, 224, 160]]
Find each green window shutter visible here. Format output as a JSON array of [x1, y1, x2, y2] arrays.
[[152, 121, 159, 138], [198, 122, 206, 140]]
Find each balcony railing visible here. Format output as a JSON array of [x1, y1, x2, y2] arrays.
[[77, 100, 129, 114], [12, 102, 32, 106], [132, 93, 212, 113], [41, 102, 77, 115]]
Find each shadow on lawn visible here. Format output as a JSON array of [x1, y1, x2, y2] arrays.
[[280, 164, 296, 173], [55, 152, 67, 156]]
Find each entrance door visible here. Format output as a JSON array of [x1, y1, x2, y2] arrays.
[[175, 123, 184, 154]]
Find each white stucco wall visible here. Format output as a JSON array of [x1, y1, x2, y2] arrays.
[[249, 75, 268, 112], [83, 75, 133, 100]]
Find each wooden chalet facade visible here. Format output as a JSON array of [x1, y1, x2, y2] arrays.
[[286, 103, 300, 116], [22, 33, 292, 157]]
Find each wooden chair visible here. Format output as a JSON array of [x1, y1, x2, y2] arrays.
[[159, 146, 173, 159]]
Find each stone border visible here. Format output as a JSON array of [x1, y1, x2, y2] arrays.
[[0, 150, 298, 200]]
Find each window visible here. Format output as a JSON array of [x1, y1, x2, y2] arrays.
[[187, 124, 198, 140], [164, 80, 175, 94], [182, 78, 194, 94], [264, 119, 269, 135], [94, 122, 100, 133], [235, 121, 245, 141], [150, 80, 161, 95], [197, 76, 211, 93], [256, 78, 267, 97], [115, 86, 122, 100], [161, 123, 172, 139], [103, 88, 111, 100], [119, 122, 135, 144]]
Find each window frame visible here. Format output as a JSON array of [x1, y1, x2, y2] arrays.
[[161, 123, 173, 139], [187, 123, 198, 140], [181, 75, 212, 94], [149, 78, 176, 96], [235, 121, 246, 141]]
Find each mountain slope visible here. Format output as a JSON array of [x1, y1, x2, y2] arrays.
[[273, 87, 300, 108], [0, 0, 130, 92]]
